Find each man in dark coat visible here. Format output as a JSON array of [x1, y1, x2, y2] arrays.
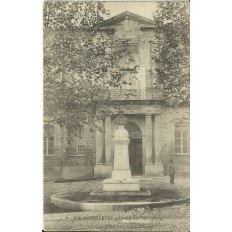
[[168, 160, 175, 184]]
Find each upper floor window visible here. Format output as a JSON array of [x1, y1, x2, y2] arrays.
[[44, 124, 54, 156], [115, 42, 138, 53], [174, 123, 189, 155], [77, 144, 85, 155]]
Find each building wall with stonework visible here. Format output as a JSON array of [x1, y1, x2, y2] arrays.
[[44, 12, 190, 181], [44, 123, 96, 181], [44, 106, 190, 181], [160, 107, 190, 176]]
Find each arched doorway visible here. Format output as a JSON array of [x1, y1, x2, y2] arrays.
[[125, 122, 142, 176]]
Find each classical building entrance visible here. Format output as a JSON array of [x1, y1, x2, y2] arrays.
[[125, 122, 142, 176]]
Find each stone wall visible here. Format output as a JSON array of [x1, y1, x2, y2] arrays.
[[44, 106, 190, 181], [44, 152, 95, 181], [103, 18, 156, 90], [160, 107, 190, 176], [44, 124, 96, 181]]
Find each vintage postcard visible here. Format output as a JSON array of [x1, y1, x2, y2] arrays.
[[43, 1, 190, 231]]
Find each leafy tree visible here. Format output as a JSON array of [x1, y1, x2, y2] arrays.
[[43, 1, 108, 30], [152, 1, 190, 106], [44, 1, 132, 135]]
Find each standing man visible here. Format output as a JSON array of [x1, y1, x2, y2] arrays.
[[168, 160, 175, 184]]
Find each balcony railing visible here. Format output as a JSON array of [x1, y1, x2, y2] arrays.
[[94, 87, 163, 101], [110, 88, 163, 100]]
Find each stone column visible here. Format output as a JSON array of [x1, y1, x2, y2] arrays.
[[94, 119, 105, 178], [105, 116, 112, 164], [104, 116, 113, 176], [145, 114, 155, 176], [145, 114, 153, 164], [154, 115, 163, 176], [95, 119, 104, 164]]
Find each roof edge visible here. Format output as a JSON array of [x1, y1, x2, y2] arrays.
[[101, 11, 155, 27]]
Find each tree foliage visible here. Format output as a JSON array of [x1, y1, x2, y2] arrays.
[[44, 1, 132, 134], [43, 1, 108, 30], [153, 1, 190, 106]]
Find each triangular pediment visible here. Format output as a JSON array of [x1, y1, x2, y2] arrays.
[[100, 11, 155, 28]]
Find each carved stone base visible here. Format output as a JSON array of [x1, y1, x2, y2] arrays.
[[102, 179, 140, 192], [111, 170, 132, 180]]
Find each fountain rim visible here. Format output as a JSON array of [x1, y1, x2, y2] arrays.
[[51, 191, 190, 212]]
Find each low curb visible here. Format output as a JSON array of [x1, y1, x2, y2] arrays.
[[51, 191, 190, 212]]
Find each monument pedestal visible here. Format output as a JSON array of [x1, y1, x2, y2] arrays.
[[102, 122, 140, 192], [102, 179, 140, 192], [111, 170, 131, 180]]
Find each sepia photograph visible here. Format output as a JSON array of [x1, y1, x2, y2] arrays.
[[43, 1, 190, 231], [3, 0, 232, 231]]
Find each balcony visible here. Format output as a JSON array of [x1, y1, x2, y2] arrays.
[[94, 87, 163, 101], [110, 88, 163, 100]]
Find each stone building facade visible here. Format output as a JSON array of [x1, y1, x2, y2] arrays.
[[44, 12, 190, 181]]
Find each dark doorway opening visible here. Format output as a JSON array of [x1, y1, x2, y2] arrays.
[[125, 122, 143, 176], [129, 138, 142, 175]]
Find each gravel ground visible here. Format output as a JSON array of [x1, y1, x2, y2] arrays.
[[44, 176, 190, 231], [44, 204, 190, 231]]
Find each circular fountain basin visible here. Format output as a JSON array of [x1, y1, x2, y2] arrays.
[[51, 189, 189, 212]]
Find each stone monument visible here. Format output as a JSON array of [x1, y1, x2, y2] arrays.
[[102, 110, 140, 191]]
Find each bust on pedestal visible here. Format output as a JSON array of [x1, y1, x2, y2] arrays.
[[102, 110, 140, 192]]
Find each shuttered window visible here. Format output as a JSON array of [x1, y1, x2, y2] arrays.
[[175, 123, 189, 154], [44, 125, 54, 155]]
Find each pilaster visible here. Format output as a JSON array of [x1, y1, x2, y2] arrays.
[[145, 114, 163, 176], [105, 116, 112, 164], [145, 114, 154, 176], [145, 114, 152, 164], [154, 115, 163, 176], [94, 119, 110, 178], [95, 119, 104, 164]]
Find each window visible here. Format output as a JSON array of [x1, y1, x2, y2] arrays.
[[44, 125, 54, 155], [67, 125, 85, 156], [174, 123, 189, 154], [67, 126, 84, 147], [77, 144, 85, 155]]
